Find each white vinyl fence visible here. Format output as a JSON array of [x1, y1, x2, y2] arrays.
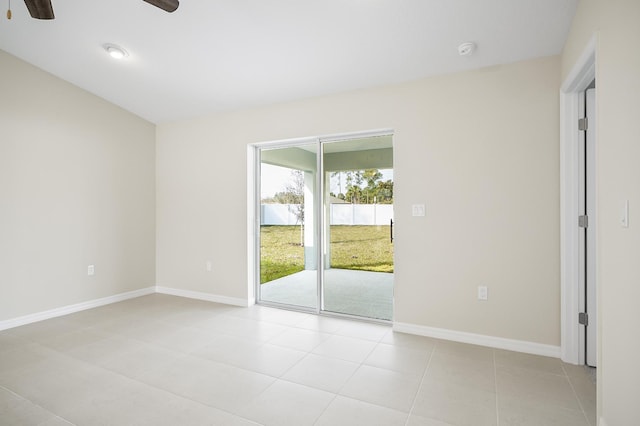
[[261, 204, 393, 226]]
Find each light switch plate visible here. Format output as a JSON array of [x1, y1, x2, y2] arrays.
[[87, 265, 95, 276], [621, 200, 629, 228], [412, 204, 425, 217], [478, 286, 488, 301]]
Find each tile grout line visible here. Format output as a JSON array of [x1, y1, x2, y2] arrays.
[[310, 390, 340, 425], [36, 316, 269, 425], [312, 328, 390, 424], [4, 298, 381, 426], [333, 331, 383, 394], [185, 311, 287, 423], [561, 363, 594, 426], [277, 349, 316, 383], [163, 329, 280, 424], [0, 384, 77, 426], [273, 318, 386, 425], [403, 339, 436, 426]]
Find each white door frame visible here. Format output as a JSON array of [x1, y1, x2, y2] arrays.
[[247, 128, 394, 315], [560, 35, 596, 364]]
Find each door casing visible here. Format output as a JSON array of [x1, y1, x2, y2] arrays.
[[560, 35, 597, 365]]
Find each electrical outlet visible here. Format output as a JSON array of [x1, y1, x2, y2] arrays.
[[477, 286, 488, 301], [87, 265, 95, 276], [206, 261, 212, 272]]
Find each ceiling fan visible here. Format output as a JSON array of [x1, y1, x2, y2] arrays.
[[21, 0, 179, 20]]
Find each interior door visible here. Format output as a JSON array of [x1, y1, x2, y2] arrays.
[[585, 87, 597, 367], [579, 86, 597, 367]]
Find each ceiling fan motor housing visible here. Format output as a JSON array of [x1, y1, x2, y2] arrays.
[[24, 0, 55, 20], [142, 0, 180, 13]]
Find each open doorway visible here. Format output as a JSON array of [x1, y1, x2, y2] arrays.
[[253, 130, 394, 321]]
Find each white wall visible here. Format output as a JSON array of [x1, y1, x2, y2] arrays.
[[0, 50, 156, 321], [562, 1, 640, 424], [157, 55, 561, 347]]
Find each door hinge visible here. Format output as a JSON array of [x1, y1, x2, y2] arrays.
[[578, 117, 588, 131], [579, 312, 589, 326], [578, 215, 589, 228]]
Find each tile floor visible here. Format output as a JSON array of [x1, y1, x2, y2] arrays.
[[0, 294, 596, 425]]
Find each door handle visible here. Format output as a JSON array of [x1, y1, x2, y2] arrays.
[[390, 219, 394, 243]]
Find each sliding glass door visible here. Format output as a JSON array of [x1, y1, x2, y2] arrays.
[[321, 138, 394, 320], [256, 132, 393, 321], [258, 143, 319, 310]]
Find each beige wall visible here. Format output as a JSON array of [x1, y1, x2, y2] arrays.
[[157, 55, 561, 346], [562, 1, 640, 424], [0, 50, 156, 321]]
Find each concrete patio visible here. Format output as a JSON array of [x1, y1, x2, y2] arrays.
[[259, 269, 393, 320]]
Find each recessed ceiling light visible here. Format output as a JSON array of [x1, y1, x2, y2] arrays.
[[103, 44, 129, 60], [458, 42, 476, 56]]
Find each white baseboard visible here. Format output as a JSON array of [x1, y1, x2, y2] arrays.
[[0, 286, 156, 331], [0, 285, 252, 331], [393, 322, 561, 358], [3, 289, 560, 360], [155, 286, 250, 307]]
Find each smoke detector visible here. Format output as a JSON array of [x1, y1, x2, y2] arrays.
[[458, 42, 476, 56]]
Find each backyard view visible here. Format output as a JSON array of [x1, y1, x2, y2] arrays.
[[259, 140, 394, 319], [260, 225, 393, 284]]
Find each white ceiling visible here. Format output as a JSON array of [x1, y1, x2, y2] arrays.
[[0, 0, 577, 124]]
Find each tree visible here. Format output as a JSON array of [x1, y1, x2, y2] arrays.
[[363, 169, 383, 190], [331, 171, 343, 197], [338, 169, 390, 204], [284, 170, 305, 246], [362, 169, 383, 204], [261, 169, 306, 245], [262, 190, 301, 204], [344, 170, 365, 203], [345, 185, 363, 204], [376, 180, 394, 204]]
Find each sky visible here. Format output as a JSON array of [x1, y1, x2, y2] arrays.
[[261, 164, 393, 199]]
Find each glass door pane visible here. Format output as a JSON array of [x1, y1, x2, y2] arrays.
[[321, 136, 394, 320], [258, 143, 318, 310]]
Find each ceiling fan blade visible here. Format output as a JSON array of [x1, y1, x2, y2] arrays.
[[142, 0, 179, 13], [23, 0, 55, 19]]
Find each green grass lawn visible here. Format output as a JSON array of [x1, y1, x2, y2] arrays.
[[260, 225, 394, 283]]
